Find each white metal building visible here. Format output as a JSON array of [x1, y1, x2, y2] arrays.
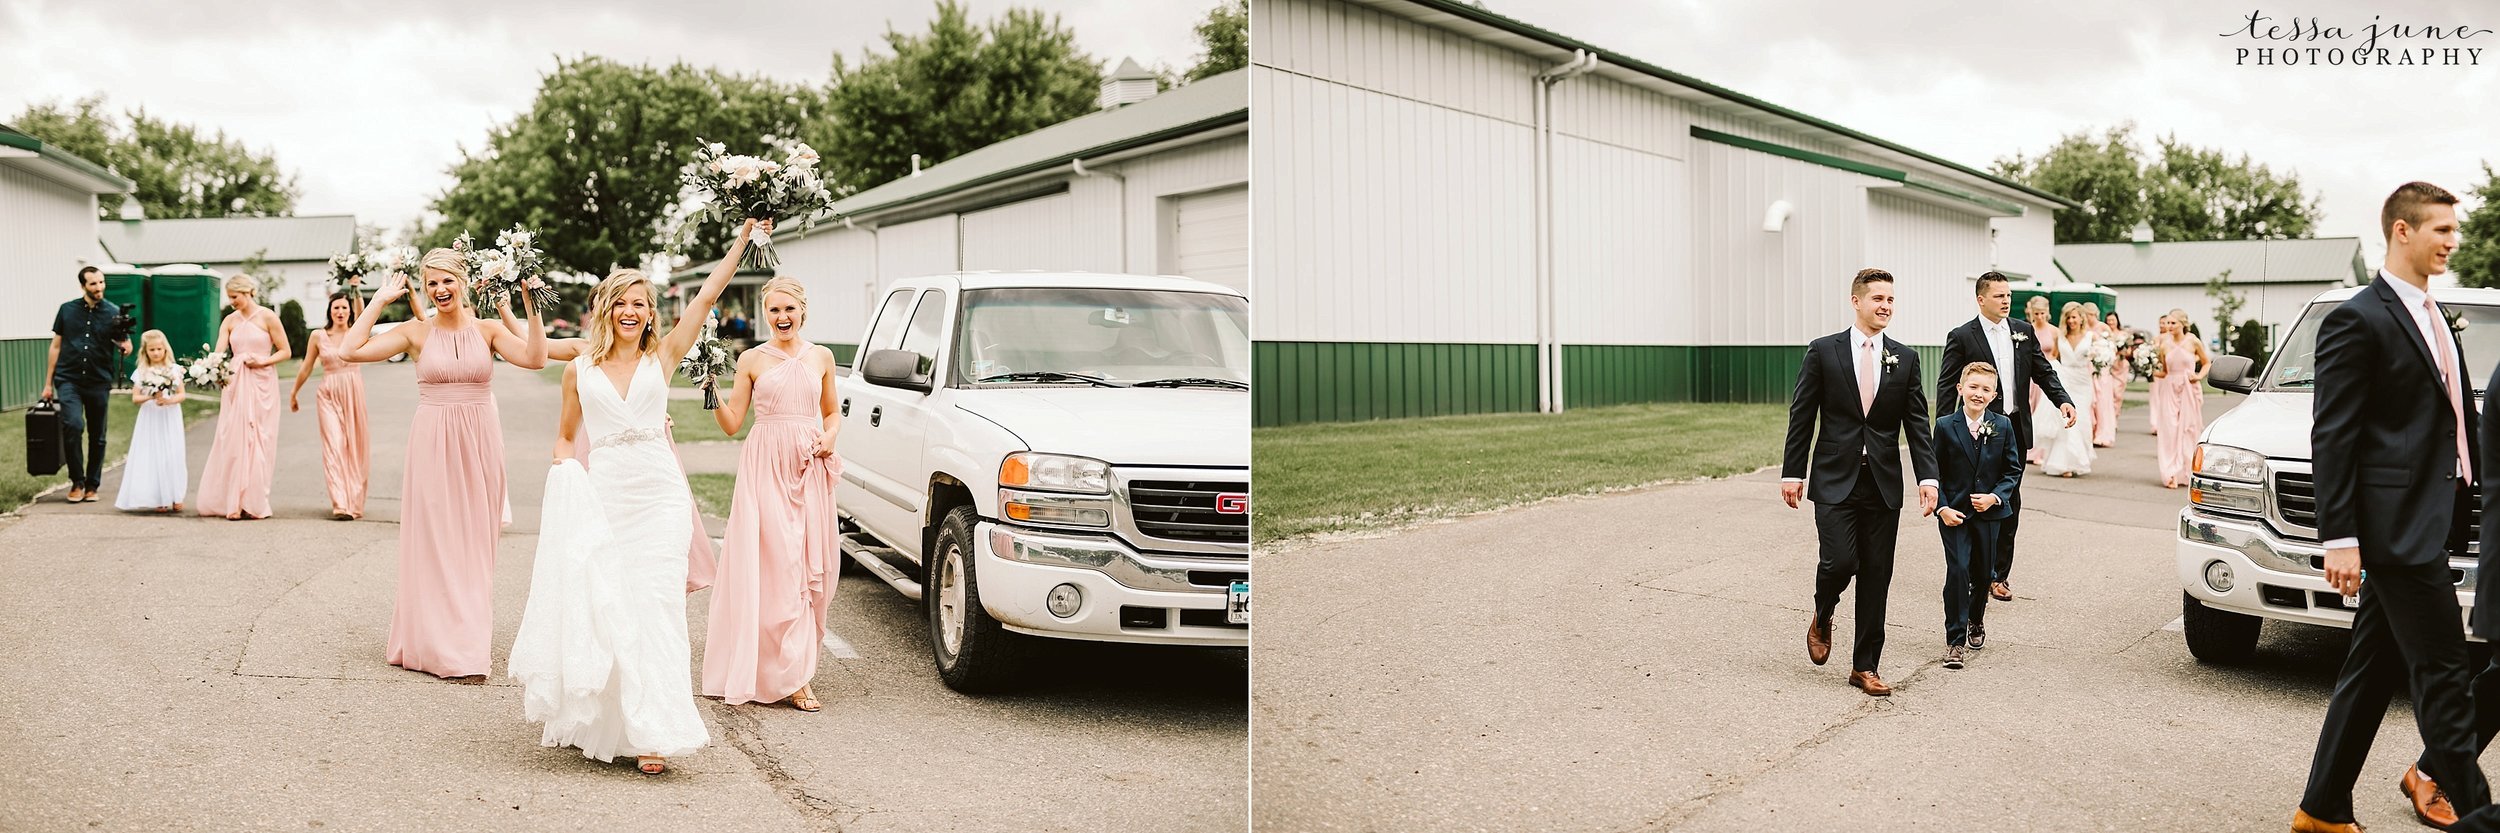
[[1, 125, 130, 409], [2053, 237, 2368, 344], [673, 66, 1249, 361], [1250, 0, 2078, 424], [97, 215, 361, 315]]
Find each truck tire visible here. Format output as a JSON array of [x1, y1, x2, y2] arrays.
[[928, 505, 1029, 692], [2181, 592, 2262, 664]]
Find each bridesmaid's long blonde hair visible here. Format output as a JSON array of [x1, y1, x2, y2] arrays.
[[585, 268, 658, 365]]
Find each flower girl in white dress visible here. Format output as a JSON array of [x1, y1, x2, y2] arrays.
[[115, 330, 189, 513]]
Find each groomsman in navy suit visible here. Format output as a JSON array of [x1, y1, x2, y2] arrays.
[[1935, 271, 2075, 612], [1782, 268, 1938, 697], [1930, 363, 2021, 670]]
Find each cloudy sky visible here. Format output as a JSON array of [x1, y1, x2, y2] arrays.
[[2, 0, 1214, 233], [1490, 0, 2498, 265]]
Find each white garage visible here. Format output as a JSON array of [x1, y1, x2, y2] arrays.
[[1, 125, 130, 409]]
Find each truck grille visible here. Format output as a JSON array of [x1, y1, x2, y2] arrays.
[[2274, 469, 2481, 544], [1127, 480, 1248, 546]]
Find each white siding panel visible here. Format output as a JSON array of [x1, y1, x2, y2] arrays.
[[0, 167, 103, 339], [875, 214, 959, 286], [1251, 66, 1535, 343], [1553, 136, 1687, 345], [959, 193, 1075, 272], [1113, 134, 1248, 277], [1166, 185, 1249, 292], [771, 226, 878, 345], [1689, 140, 1879, 346], [1989, 210, 2059, 281], [1864, 191, 1994, 346], [1550, 75, 1689, 160], [1254, 0, 1536, 126]]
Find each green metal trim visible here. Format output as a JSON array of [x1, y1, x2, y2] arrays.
[[2, 338, 51, 411], [1402, 0, 2082, 211], [1253, 341, 1536, 426], [0, 126, 135, 192], [819, 342, 858, 365], [1690, 127, 1906, 182]]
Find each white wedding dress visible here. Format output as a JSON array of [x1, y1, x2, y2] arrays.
[[2034, 333, 2099, 476], [508, 355, 707, 762]]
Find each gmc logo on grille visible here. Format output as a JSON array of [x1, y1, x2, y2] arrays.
[[1215, 493, 1248, 514]]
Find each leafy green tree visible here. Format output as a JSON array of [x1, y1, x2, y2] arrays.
[[277, 299, 310, 359], [2232, 317, 2271, 368], [2205, 268, 2245, 347], [1994, 123, 2323, 244], [1185, 1, 1248, 81], [236, 248, 280, 305], [10, 95, 299, 219], [815, 1, 1101, 193], [2452, 163, 2500, 289], [428, 56, 825, 275]]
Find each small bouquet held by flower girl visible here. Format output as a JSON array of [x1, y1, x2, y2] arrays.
[[679, 313, 735, 410], [132, 363, 184, 399], [185, 347, 233, 390], [664, 137, 835, 269], [460, 226, 556, 313]]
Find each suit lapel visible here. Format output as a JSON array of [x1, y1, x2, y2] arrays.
[[1836, 331, 1866, 419], [1945, 410, 1978, 468], [2374, 277, 2443, 384]]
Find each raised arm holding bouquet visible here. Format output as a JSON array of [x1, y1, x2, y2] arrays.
[[667, 139, 831, 269]]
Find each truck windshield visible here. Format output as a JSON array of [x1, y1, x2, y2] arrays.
[[2264, 300, 2500, 394], [954, 287, 1250, 387]]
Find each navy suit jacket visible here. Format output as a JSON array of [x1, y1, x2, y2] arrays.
[[1933, 409, 2021, 521], [2313, 276, 2480, 571]]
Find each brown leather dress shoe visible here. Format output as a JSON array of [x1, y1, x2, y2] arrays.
[[1807, 617, 1832, 666], [1849, 671, 1891, 696], [2290, 808, 2367, 832], [1991, 582, 2013, 602], [2404, 765, 2458, 829]]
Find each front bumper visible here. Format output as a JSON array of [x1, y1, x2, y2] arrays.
[[2177, 507, 2479, 633], [973, 521, 1248, 647]]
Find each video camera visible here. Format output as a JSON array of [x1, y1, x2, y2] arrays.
[[107, 307, 139, 343]]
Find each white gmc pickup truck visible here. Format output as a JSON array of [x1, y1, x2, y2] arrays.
[[2178, 285, 2500, 662], [835, 271, 1251, 692]]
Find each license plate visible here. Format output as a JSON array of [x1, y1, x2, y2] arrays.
[[1227, 580, 1250, 625]]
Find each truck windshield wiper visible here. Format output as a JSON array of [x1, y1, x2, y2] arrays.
[[975, 371, 1127, 387], [1129, 377, 1250, 390]]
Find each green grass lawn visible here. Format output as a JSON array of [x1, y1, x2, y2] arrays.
[[1252, 402, 1785, 542], [1, 394, 218, 511], [669, 398, 750, 443], [687, 473, 735, 517]]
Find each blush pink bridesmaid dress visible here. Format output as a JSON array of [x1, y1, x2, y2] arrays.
[[314, 330, 370, 518], [2155, 337, 2206, 486], [387, 325, 508, 678], [196, 318, 280, 519], [703, 343, 840, 705]]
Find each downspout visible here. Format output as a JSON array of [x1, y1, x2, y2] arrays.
[[1072, 157, 1129, 272], [1534, 50, 1598, 413]]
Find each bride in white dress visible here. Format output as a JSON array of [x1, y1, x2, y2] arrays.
[[508, 220, 758, 774], [2033, 301, 2101, 477]]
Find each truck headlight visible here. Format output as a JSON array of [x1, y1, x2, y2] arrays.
[[999, 452, 1111, 495], [2194, 444, 2267, 483]]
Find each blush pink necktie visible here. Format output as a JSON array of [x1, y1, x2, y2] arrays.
[[1858, 340, 1877, 416], [2429, 298, 2474, 485]]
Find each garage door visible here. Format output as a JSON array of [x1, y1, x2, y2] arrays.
[[1167, 185, 1246, 292]]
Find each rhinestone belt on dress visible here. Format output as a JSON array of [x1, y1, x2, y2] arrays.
[[591, 426, 668, 450]]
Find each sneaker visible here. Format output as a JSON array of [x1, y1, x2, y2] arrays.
[[1943, 646, 1967, 670], [1969, 625, 1986, 650]]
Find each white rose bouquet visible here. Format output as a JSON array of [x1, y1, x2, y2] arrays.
[[2085, 336, 2117, 374], [132, 364, 185, 399], [2132, 345, 2163, 381], [185, 347, 233, 389], [462, 225, 554, 313], [662, 137, 835, 269], [679, 312, 735, 410]]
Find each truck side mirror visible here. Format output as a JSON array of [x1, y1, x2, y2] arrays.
[[860, 348, 932, 393], [2207, 354, 2255, 394]]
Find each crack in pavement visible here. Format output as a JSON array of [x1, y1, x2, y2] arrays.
[[708, 699, 858, 833], [1625, 659, 1942, 831], [229, 534, 391, 677]]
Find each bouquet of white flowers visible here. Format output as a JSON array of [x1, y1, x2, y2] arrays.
[[678, 312, 735, 410], [461, 226, 555, 313], [2132, 345, 2163, 381], [131, 364, 184, 399], [331, 244, 420, 295], [185, 347, 233, 389], [661, 137, 835, 269], [2086, 336, 2117, 374]]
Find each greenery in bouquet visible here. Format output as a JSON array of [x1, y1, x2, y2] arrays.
[[660, 137, 834, 269], [461, 225, 555, 313], [131, 363, 185, 399], [678, 312, 735, 410], [185, 347, 233, 389]]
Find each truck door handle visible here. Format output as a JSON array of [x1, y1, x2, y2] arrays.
[[840, 398, 850, 416], [870, 405, 882, 427]]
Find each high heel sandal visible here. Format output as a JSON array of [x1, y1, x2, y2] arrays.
[[787, 688, 822, 712], [637, 755, 667, 774]]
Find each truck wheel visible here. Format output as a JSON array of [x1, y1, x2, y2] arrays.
[[2181, 592, 2262, 664], [928, 505, 1028, 692]]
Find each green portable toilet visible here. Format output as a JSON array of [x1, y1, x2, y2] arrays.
[[2009, 280, 2055, 322], [102, 264, 148, 383], [2047, 282, 2120, 325], [145, 264, 226, 364]]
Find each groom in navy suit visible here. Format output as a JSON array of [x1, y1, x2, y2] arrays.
[[1936, 271, 2075, 612], [1782, 268, 1938, 697]]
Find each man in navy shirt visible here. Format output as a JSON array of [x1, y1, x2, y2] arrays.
[[41, 266, 132, 503]]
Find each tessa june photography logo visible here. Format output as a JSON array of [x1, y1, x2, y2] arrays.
[[2223, 10, 2493, 66]]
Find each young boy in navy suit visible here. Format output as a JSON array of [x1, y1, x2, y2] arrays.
[[1934, 362, 2022, 669]]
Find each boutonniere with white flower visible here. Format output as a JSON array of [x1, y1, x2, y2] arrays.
[[1881, 350, 1901, 373], [1977, 420, 1998, 440], [2448, 308, 2470, 334], [2010, 331, 2030, 345]]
